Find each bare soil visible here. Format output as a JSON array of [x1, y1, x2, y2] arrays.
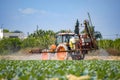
[[0, 49, 120, 60]]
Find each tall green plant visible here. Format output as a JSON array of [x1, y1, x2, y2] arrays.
[[74, 19, 79, 35], [98, 39, 113, 49], [23, 29, 55, 49], [0, 38, 22, 54], [113, 38, 120, 51]]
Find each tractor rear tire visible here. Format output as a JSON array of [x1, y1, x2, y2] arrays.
[[55, 44, 69, 60]]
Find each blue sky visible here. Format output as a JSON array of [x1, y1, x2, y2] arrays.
[[0, 0, 120, 39]]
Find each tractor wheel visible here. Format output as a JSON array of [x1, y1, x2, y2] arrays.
[[41, 49, 49, 60], [55, 44, 68, 60], [72, 52, 85, 60], [79, 51, 85, 60], [66, 53, 72, 60], [75, 42, 86, 60]]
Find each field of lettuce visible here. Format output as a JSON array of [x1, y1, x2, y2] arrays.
[[0, 60, 120, 80]]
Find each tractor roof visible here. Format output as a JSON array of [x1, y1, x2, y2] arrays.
[[57, 33, 75, 36]]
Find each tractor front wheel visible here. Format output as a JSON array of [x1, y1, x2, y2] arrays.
[[55, 44, 68, 60]]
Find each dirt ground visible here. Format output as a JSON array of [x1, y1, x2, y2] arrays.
[[0, 49, 120, 60]]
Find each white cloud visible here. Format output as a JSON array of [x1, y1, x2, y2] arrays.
[[18, 8, 63, 17], [18, 8, 38, 14]]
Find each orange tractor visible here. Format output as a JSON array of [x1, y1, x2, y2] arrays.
[[40, 20, 98, 60]]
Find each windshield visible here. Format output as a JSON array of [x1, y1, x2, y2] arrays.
[[56, 34, 74, 45]]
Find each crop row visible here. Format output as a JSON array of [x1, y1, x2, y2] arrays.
[[0, 60, 120, 80]]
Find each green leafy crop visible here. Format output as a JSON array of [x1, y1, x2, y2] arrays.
[[0, 60, 120, 80]]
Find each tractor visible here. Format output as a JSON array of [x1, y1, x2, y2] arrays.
[[30, 13, 98, 60], [40, 20, 98, 60]]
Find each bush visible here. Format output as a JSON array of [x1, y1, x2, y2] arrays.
[[0, 38, 22, 55], [98, 38, 120, 56], [21, 35, 55, 49], [107, 48, 120, 56], [0, 29, 56, 55], [21, 29, 55, 49]]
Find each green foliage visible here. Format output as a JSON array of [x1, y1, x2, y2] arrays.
[[21, 37, 36, 48], [0, 38, 22, 54], [3, 29, 9, 33], [98, 38, 120, 55], [56, 30, 72, 34], [29, 29, 55, 38], [22, 29, 55, 49], [3, 29, 22, 33], [0, 60, 120, 80], [113, 38, 120, 50], [98, 39, 113, 49], [94, 31, 102, 39], [98, 39, 120, 50], [74, 19, 79, 35], [0, 29, 56, 54]]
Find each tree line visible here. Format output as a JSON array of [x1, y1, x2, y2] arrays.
[[0, 28, 120, 55], [0, 20, 103, 55], [0, 29, 55, 55]]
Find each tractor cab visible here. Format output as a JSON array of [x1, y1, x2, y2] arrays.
[[56, 33, 75, 46]]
